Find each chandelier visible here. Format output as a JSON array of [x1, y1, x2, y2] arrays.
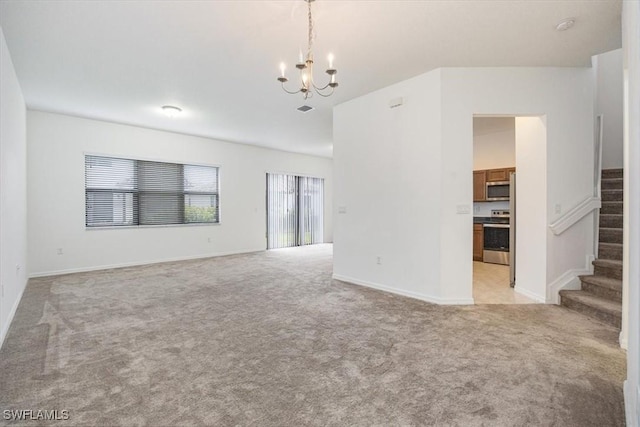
[[277, 0, 338, 99]]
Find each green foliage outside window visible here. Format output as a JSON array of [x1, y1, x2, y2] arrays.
[[185, 206, 217, 223]]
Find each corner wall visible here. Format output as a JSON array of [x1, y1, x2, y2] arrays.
[[623, 0, 640, 424], [595, 49, 624, 169], [333, 66, 595, 305], [514, 117, 547, 300], [27, 111, 333, 276], [440, 67, 594, 303], [332, 70, 452, 303], [0, 27, 28, 347]]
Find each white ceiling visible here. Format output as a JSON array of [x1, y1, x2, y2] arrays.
[[0, 0, 622, 158]]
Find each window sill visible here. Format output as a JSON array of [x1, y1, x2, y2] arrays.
[[86, 223, 221, 231]]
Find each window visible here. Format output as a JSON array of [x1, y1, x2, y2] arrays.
[[266, 173, 323, 249], [85, 155, 219, 227]]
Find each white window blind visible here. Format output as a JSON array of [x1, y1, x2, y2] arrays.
[[266, 173, 323, 249], [85, 155, 219, 227], [299, 176, 324, 245]]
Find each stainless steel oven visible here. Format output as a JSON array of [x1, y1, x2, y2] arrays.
[[486, 181, 510, 201], [483, 223, 510, 265]]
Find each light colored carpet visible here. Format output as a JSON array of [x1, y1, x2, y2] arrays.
[[0, 244, 626, 426]]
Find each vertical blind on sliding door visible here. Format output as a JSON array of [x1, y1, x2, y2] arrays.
[[266, 174, 324, 249], [299, 176, 324, 245]]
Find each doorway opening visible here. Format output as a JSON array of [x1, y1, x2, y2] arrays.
[[472, 116, 536, 304], [266, 173, 324, 249]]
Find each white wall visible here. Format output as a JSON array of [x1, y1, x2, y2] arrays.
[[473, 118, 515, 170], [0, 27, 28, 347], [623, 1, 640, 425], [27, 112, 333, 276], [334, 66, 595, 305], [595, 49, 624, 169], [514, 117, 547, 301], [333, 70, 452, 303], [440, 68, 595, 303]]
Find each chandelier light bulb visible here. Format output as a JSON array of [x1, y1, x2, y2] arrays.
[[280, 63, 286, 78], [328, 53, 334, 69]]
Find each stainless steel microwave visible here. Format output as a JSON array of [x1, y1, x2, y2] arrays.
[[486, 181, 510, 201]]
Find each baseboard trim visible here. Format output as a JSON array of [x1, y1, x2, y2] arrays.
[[619, 331, 628, 350], [547, 255, 595, 304], [332, 274, 474, 305], [28, 248, 266, 278], [623, 380, 638, 427], [513, 286, 546, 303], [0, 279, 27, 350]]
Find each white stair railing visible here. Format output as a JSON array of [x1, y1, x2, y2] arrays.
[[593, 114, 604, 257]]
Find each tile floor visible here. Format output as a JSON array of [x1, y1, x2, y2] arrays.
[[473, 261, 537, 304]]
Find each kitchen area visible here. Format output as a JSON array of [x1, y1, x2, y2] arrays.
[[472, 117, 534, 304]]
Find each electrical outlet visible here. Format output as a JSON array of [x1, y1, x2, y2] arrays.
[[456, 204, 470, 214], [376, 256, 382, 265], [57, 248, 63, 255], [207, 237, 212, 243], [555, 204, 562, 214], [338, 206, 347, 214], [474, 205, 480, 214]]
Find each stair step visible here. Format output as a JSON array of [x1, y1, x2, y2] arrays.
[[602, 189, 624, 202], [602, 169, 623, 179], [601, 201, 623, 215], [601, 178, 623, 190], [600, 227, 623, 244], [559, 290, 621, 328], [599, 214, 623, 229], [592, 259, 623, 280], [598, 242, 623, 261], [582, 272, 623, 299]]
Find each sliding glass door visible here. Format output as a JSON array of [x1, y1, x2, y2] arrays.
[[266, 173, 324, 249], [266, 174, 299, 249]]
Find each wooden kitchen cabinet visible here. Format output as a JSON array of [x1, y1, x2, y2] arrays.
[[473, 170, 486, 201], [486, 168, 509, 182], [477, 167, 515, 188], [473, 223, 483, 261]]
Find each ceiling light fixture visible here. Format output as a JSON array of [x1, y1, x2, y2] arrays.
[[556, 18, 575, 31], [277, 0, 338, 99], [161, 105, 182, 118]]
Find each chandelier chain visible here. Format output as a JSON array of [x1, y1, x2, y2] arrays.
[[307, 0, 314, 56]]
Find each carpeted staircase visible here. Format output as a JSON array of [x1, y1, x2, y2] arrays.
[[559, 169, 623, 328]]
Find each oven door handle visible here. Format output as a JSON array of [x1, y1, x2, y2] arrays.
[[483, 223, 510, 229]]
